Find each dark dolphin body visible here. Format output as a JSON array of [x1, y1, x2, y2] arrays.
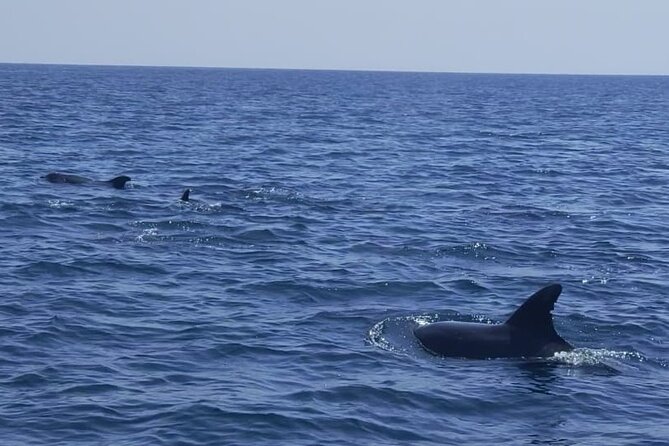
[[414, 284, 573, 359], [180, 188, 192, 201], [43, 172, 131, 189]]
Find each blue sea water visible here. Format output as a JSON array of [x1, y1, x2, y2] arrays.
[[1, 63, 668, 445]]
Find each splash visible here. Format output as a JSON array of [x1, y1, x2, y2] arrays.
[[48, 199, 75, 208], [551, 348, 647, 366], [135, 227, 158, 242], [245, 185, 303, 203], [368, 319, 391, 351]]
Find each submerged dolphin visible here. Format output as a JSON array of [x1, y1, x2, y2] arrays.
[[414, 284, 572, 359], [179, 188, 239, 211], [43, 172, 131, 189]]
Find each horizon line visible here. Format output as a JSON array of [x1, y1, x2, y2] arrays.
[[1, 60, 668, 78]]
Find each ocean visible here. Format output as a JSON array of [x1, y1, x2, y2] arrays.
[[1, 63, 668, 445]]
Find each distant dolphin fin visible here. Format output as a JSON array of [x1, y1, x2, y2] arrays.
[[181, 189, 191, 201], [504, 284, 562, 337], [108, 175, 131, 189]]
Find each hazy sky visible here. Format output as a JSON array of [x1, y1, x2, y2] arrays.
[[1, 0, 668, 74]]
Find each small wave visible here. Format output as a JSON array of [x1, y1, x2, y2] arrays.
[[580, 276, 610, 285], [368, 314, 438, 354], [242, 184, 350, 211], [131, 219, 208, 232], [135, 227, 159, 242], [245, 185, 303, 203], [59, 383, 124, 396], [14, 260, 96, 277], [434, 242, 501, 261], [178, 200, 242, 214], [233, 227, 279, 242], [130, 219, 204, 243], [47, 199, 76, 209], [8, 372, 48, 387]]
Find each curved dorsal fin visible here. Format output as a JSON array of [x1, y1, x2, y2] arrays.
[[108, 175, 131, 189], [505, 284, 562, 337], [181, 188, 191, 201]]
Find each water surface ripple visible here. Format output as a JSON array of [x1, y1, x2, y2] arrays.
[[1, 65, 668, 445]]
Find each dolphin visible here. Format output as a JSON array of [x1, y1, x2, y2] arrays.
[[43, 172, 131, 189], [180, 188, 208, 205], [414, 284, 573, 359]]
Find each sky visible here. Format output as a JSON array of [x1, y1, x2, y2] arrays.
[[1, 0, 668, 75]]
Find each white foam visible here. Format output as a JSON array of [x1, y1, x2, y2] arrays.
[[135, 227, 158, 242], [48, 199, 74, 208], [551, 348, 646, 366]]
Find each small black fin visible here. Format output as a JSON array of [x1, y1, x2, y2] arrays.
[[505, 284, 562, 337], [108, 175, 131, 189], [181, 189, 191, 201]]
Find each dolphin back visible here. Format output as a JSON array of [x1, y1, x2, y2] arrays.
[[44, 172, 90, 184]]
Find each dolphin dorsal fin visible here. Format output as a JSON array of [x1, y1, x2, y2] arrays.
[[181, 189, 191, 201], [109, 175, 131, 189], [505, 284, 562, 336]]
